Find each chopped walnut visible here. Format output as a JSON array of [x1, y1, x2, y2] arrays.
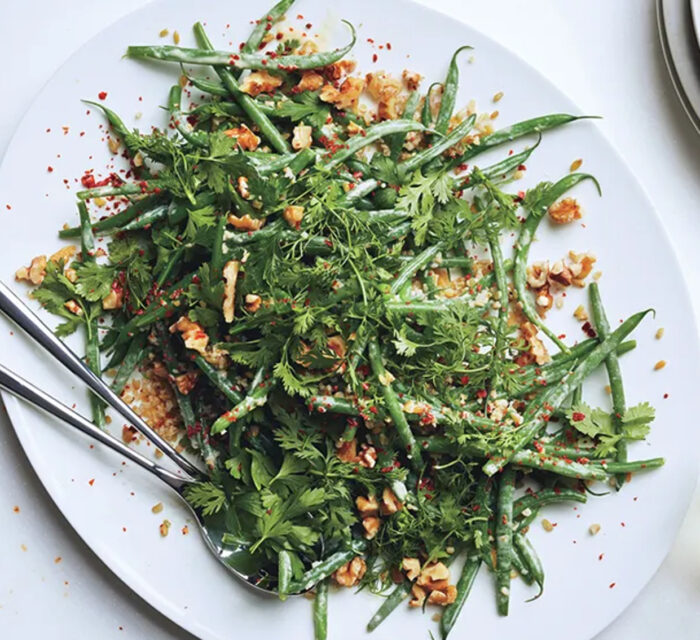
[[169, 316, 228, 368], [358, 444, 377, 469], [283, 205, 305, 228], [362, 516, 381, 539], [296, 71, 324, 92], [239, 70, 283, 97], [380, 487, 402, 515], [64, 268, 78, 283], [409, 584, 427, 608], [224, 124, 260, 151], [298, 40, 319, 55], [356, 495, 379, 517], [402, 557, 421, 581], [428, 587, 457, 605], [15, 255, 47, 285], [102, 285, 124, 310], [570, 254, 596, 287], [292, 124, 313, 150], [366, 71, 403, 120], [237, 176, 251, 199], [64, 300, 82, 316], [548, 197, 582, 224], [244, 294, 262, 313], [222, 260, 240, 323], [327, 335, 347, 359], [573, 305, 589, 322], [320, 77, 365, 112], [346, 120, 365, 136], [402, 69, 422, 91], [49, 245, 77, 264], [548, 260, 573, 287], [333, 556, 366, 587], [336, 438, 358, 463], [535, 285, 553, 314], [526, 261, 548, 289], [174, 371, 198, 395], [520, 321, 550, 365], [417, 562, 450, 586], [323, 59, 357, 81], [228, 213, 265, 231]]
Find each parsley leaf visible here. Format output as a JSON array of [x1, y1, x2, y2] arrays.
[[183, 482, 227, 516]]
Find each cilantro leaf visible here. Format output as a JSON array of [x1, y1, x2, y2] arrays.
[[566, 403, 615, 438], [621, 402, 655, 439], [74, 262, 115, 302]]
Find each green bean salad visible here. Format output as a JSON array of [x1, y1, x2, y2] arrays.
[[17, 0, 664, 637]]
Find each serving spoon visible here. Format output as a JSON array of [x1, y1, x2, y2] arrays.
[[0, 280, 278, 595]]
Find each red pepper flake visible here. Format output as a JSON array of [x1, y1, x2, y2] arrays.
[[12, 505, 20, 514], [98, 91, 108, 100], [609, 582, 616, 589], [476, 389, 487, 399], [88, 478, 95, 486], [387, 42, 392, 50], [47, 166, 54, 173], [620, 521, 626, 527], [5, 204, 11, 210], [571, 411, 586, 422], [663, 393, 669, 399], [599, 553, 604, 561], [372, 53, 378, 63]]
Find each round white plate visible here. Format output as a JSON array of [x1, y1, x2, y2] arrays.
[[658, 0, 700, 133], [0, 1, 697, 639]]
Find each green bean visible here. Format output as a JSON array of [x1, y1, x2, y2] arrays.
[[290, 542, 365, 592], [224, 219, 283, 247], [389, 90, 421, 161], [77, 202, 106, 429], [59, 195, 165, 238], [422, 83, 442, 127], [324, 120, 426, 170], [589, 282, 628, 487], [82, 100, 141, 157], [513, 173, 601, 353], [121, 204, 169, 232], [185, 72, 230, 97], [472, 135, 541, 183], [128, 21, 356, 71], [511, 450, 609, 482], [210, 366, 269, 435], [313, 578, 329, 640], [286, 147, 317, 175], [435, 46, 472, 135], [368, 339, 423, 471], [277, 550, 293, 601], [242, 0, 296, 54], [513, 487, 587, 521], [210, 214, 227, 279], [390, 244, 442, 295], [167, 85, 207, 147], [495, 466, 515, 615], [440, 553, 481, 639], [339, 179, 379, 204], [111, 332, 147, 395], [488, 230, 509, 380], [194, 355, 244, 405], [366, 582, 410, 632], [454, 114, 596, 166], [482, 309, 652, 476], [400, 114, 475, 175], [77, 181, 167, 201], [307, 395, 357, 416], [192, 22, 290, 154], [155, 245, 185, 288], [513, 532, 544, 601], [594, 458, 665, 474], [510, 546, 533, 585]]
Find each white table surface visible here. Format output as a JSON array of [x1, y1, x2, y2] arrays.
[[1, 1, 698, 638]]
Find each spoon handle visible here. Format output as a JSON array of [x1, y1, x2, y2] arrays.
[[0, 281, 200, 478], [0, 362, 190, 491]]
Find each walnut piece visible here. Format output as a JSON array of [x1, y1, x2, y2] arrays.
[[333, 556, 366, 587], [380, 487, 403, 515], [239, 70, 283, 97], [296, 71, 324, 92], [362, 516, 381, 539], [548, 197, 582, 224], [244, 294, 262, 313], [402, 557, 421, 581], [15, 255, 47, 285], [228, 213, 265, 231], [292, 124, 313, 150], [222, 260, 240, 323], [526, 261, 548, 289], [356, 495, 379, 517], [283, 205, 305, 228], [402, 69, 422, 91], [174, 371, 198, 395], [320, 77, 365, 112], [224, 124, 260, 151], [102, 285, 124, 310]]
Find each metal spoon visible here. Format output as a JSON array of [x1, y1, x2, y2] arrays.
[[0, 362, 278, 596]]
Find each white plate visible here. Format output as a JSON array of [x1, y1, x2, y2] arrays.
[[0, 1, 697, 639], [658, 0, 700, 133], [691, 0, 700, 48]]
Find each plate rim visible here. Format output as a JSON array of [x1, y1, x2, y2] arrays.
[[2, 1, 699, 639]]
